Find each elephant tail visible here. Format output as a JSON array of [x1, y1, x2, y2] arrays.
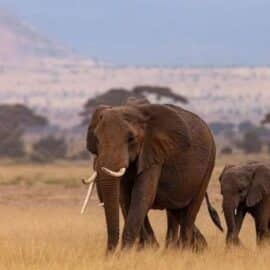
[[205, 192, 224, 232]]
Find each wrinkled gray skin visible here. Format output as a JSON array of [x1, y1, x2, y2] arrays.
[[220, 162, 270, 246], [87, 100, 222, 252]]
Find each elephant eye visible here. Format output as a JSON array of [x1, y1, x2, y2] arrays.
[[127, 132, 135, 144], [238, 186, 245, 193]]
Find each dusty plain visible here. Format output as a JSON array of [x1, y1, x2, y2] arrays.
[[0, 153, 269, 270]]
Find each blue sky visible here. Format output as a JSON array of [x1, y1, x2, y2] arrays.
[[0, 0, 269, 66]]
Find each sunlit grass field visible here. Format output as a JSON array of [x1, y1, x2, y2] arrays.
[[0, 153, 269, 270]]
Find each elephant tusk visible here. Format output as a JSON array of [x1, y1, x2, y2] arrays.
[[81, 171, 97, 185], [99, 202, 104, 207], [101, 167, 126, 177], [80, 180, 95, 214], [234, 209, 237, 216]]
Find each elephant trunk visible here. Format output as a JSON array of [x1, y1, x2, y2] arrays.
[[222, 198, 239, 245], [99, 176, 120, 251]]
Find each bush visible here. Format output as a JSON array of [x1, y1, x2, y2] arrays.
[[267, 143, 270, 154], [0, 103, 48, 159], [238, 121, 254, 133], [0, 126, 25, 158], [220, 146, 233, 155], [237, 130, 262, 154], [69, 150, 91, 160], [31, 136, 67, 162], [209, 122, 235, 135]]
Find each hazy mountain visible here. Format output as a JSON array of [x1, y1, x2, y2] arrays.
[[0, 0, 269, 66], [0, 10, 72, 64], [0, 9, 269, 128]]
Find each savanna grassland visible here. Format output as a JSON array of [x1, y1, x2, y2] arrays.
[[0, 154, 270, 270]]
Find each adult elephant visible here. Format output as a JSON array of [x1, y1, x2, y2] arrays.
[[220, 162, 270, 246], [85, 101, 222, 251], [82, 157, 222, 250]]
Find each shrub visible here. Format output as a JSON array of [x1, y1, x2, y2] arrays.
[[0, 125, 25, 158], [31, 136, 67, 162], [237, 130, 262, 154], [220, 146, 233, 155]]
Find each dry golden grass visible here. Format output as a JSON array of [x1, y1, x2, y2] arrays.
[[0, 153, 269, 270]]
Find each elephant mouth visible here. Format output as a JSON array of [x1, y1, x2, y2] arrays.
[[80, 167, 126, 214]]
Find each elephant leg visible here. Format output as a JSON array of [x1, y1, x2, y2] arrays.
[[139, 216, 159, 248], [165, 210, 179, 248], [255, 213, 270, 245], [190, 226, 207, 252], [122, 166, 161, 248], [120, 180, 158, 248], [178, 210, 207, 251], [179, 195, 206, 250], [235, 208, 246, 235], [179, 156, 215, 250]]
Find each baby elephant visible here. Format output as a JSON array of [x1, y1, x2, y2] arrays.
[[219, 162, 270, 246]]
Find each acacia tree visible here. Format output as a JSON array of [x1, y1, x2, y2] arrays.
[[31, 135, 67, 162], [237, 130, 263, 154], [81, 85, 188, 125], [0, 104, 48, 158], [0, 123, 25, 157], [0, 104, 47, 128], [261, 113, 270, 125]]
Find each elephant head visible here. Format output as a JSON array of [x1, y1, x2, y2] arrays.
[[85, 102, 191, 251], [219, 162, 270, 244]]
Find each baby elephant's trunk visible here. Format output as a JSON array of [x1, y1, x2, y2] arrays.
[[205, 192, 224, 232]]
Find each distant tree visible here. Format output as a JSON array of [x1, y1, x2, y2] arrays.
[[81, 88, 143, 122], [0, 124, 25, 157], [133, 85, 188, 103], [69, 150, 91, 161], [31, 135, 67, 162], [0, 104, 48, 158], [0, 104, 48, 129], [238, 121, 255, 133], [237, 130, 262, 154], [220, 146, 233, 155], [209, 122, 235, 135], [261, 113, 270, 125], [81, 86, 188, 125]]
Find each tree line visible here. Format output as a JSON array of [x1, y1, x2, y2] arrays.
[[0, 86, 269, 161]]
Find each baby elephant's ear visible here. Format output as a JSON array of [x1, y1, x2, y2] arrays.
[[219, 164, 234, 182], [246, 165, 270, 207]]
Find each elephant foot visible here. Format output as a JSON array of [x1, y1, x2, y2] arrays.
[[165, 230, 179, 249], [179, 227, 207, 252], [257, 231, 270, 246], [179, 231, 194, 251], [138, 236, 160, 250], [105, 246, 118, 256], [139, 226, 160, 250], [226, 235, 241, 248], [121, 232, 139, 251], [165, 239, 179, 249], [191, 228, 207, 252]]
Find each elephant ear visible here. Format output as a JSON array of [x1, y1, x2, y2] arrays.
[[219, 164, 234, 182], [246, 165, 270, 207], [86, 105, 110, 154], [137, 104, 191, 174]]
